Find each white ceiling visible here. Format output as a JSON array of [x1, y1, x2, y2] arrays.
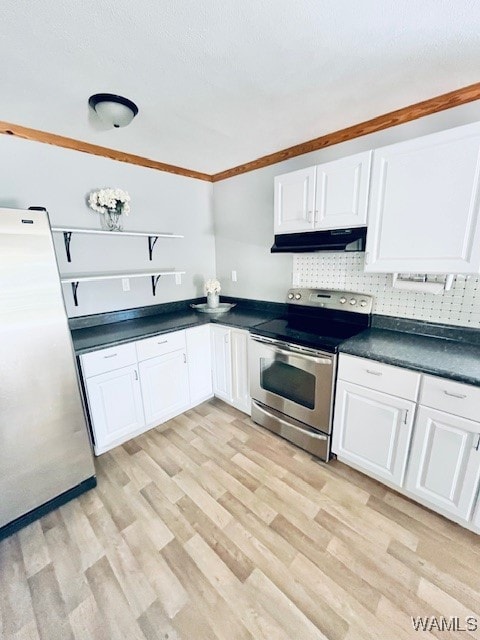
[[1, 0, 480, 174]]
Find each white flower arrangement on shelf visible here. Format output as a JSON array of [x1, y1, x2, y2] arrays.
[[204, 279, 221, 294], [88, 188, 131, 216]]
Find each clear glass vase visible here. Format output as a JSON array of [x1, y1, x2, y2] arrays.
[[102, 209, 123, 231], [207, 292, 219, 308]]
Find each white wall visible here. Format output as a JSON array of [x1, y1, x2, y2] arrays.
[[213, 101, 480, 313], [0, 136, 215, 316], [3, 99, 480, 324]]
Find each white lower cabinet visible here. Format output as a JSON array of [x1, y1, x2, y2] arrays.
[[404, 406, 480, 524], [333, 353, 480, 533], [81, 323, 246, 456], [211, 325, 233, 403], [230, 328, 251, 414], [84, 364, 145, 455], [139, 350, 190, 426], [332, 381, 415, 486], [186, 325, 213, 405], [82, 326, 211, 455], [211, 324, 250, 414]]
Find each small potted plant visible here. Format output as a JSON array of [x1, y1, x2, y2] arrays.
[[88, 188, 131, 231], [205, 278, 221, 308]]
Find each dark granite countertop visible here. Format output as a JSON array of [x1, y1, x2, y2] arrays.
[[340, 319, 480, 387], [71, 298, 285, 355], [71, 300, 480, 387]]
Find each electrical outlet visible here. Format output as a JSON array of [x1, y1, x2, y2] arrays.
[[231, 270, 237, 282], [122, 278, 130, 291]]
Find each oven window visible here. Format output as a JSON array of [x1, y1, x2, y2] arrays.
[[260, 359, 315, 409]]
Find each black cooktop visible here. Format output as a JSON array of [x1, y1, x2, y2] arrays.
[[252, 309, 370, 354]]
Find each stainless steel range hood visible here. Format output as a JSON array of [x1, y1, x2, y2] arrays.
[[270, 227, 367, 253]]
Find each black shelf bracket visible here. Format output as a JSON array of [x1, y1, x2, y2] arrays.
[[151, 274, 161, 296], [71, 282, 79, 307], [63, 232, 73, 262], [148, 235, 159, 261]]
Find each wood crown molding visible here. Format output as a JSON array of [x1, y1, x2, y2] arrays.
[[2, 82, 480, 183], [0, 121, 212, 182], [211, 82, 480, 181]]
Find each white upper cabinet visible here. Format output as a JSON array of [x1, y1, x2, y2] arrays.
[[274, 152, 372, 235], [274, 167, 316, 234], [314, 151, 372, 229], [365, 121, 480, 273]]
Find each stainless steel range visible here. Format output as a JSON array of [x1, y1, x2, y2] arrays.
[[249, 288, 373, 461]]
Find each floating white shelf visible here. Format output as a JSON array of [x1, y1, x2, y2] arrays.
[[60, 270, 185, 306], [51, 226, 184, 262], [60, 269, 184, 283]]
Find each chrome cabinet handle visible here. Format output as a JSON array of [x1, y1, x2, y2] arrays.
[[443, 390, 467, 399], [158, 340, 168, 345], [104, 353, 117, 359], [134, 369, 138, 381], [307, 210, 313, 223], [403, 409, 408, 425], [474, 434, 480, 451], [366, 369, 382, 376], [183, 353, 187, 364]]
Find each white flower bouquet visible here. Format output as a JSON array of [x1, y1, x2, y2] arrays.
[[204, 279, 221, 294], [88, 188, 131, 216]]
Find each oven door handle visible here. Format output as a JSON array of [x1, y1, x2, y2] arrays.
[[271, 346, 332, 366], [251, 336, 332, 364]]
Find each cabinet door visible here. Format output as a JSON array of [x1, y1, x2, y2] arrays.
[[231, 328, 250, 414], [274, 167, 316, 234], [139, 350, 190, 426], [332, 381, 415, 486], [186, 325, 213, 405], [405, 406, 480, 522], [85, 364, 145, 455], [211, 325, 233, 403], [314, 151, 372, 229], [365, 122, 480, 273]]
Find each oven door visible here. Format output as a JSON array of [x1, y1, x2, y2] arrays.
[[249, 335, 335, 433]]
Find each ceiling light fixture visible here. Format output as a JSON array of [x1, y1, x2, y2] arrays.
[[88, 93, 139, 128]]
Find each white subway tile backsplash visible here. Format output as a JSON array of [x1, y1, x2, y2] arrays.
[[293, 253, 480, 328]]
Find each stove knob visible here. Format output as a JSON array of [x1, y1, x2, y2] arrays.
[[294, 293, 302, 300], [360, 299, 368, 307], [287, 293, 294, 300], [339, 297, 347, 304], [349, 298, 357, 305]]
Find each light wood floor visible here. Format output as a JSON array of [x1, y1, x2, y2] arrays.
[[1, 399, 479, 640]]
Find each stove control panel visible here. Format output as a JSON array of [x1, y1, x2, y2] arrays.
[[286, 288, 373, 314]]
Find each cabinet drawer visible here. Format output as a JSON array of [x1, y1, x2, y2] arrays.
[[420, 375, 480, 422], [337, 354, 420, 401], [81, 343, 137, 378], [136, 330, 186, 362]]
